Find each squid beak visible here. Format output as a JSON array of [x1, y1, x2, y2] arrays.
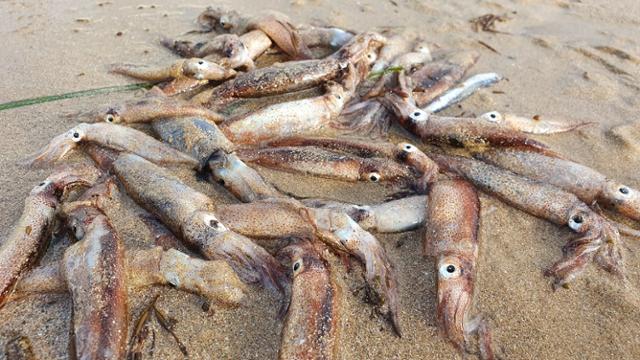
[[22, 133, 77, 169]]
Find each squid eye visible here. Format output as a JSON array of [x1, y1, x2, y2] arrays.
[[439, 263, 462, 279], [38, 181, 46, 187], [568, 214, 585, 231], [105, 114, 114, 123], [619, 186, 630, 195], [293, 259, 303, 273], [410, 110, 427, 122], [368, 172, 381, 182], [198, 60, 204, 65], [335, 94, 342, 100], [203, 214, 227, 231], [70, 130, 83, 142], [403, 144, 415, 152], [482, 111, 501, 123]]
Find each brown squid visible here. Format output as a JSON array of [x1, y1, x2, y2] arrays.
[[265, 137, 439, 191], [477, 111, 594, 135], [424, 179, 494, 359], [278, 241, 342, 360], [382, 73, 557, 156], [476, 148, 640, 222], [80, 87, 225, 124], [0, 162, 101, 308], [235, 146, 415, 186], [196, 31, 384, 107], [219, 64, 358, 145], [59, 186, 128, 359], [25, 122, 198, 169], [432, 153, 624, 288], [212, 198, 401, 335], [110, 58, 236, 95], [112, 153, 288, 295]]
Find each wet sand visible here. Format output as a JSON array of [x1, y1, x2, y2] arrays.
[[1, 0, 640, 359]]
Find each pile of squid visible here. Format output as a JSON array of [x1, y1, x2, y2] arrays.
[[2, 6, 638, 360]]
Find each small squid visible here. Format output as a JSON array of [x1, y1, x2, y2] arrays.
[[110, 58, 236, 95], [432, 153, 625, 288], [476, 148, 640, 222], [25, 122, 198, 169], [80, 87, 225, 124], [0, 162, 101, 308], [424, 179, 495, 359], [477, 111, 594, 135], [112, 153, 288, 295], [278, 241, 342, 360]]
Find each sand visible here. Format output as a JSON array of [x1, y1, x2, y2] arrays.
[[1, 0, 640, 359]]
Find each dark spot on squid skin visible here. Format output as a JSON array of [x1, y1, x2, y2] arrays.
[[448, 138, 466, 148], [396, 151, 409, 162]]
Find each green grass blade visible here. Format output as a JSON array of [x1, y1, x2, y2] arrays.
[[0, 83, 154, 112]]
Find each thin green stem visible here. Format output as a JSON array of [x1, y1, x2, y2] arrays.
[[0, 83, 154, 112]]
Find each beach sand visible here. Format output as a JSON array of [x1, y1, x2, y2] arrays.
[[1, 0, 640, 359]]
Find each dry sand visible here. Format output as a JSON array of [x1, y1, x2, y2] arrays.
[[1, 0, 640, 359]]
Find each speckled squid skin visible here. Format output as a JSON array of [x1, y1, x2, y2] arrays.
[[219, 78, 352, 145], [202, 31, 383, 107], [206, 58, 344, 104], [27, 122, 199, 169], [476, 148, 640, 222], [112, 153, 287, 294], [265, 138, 438, 189], [110, 58, 235, 82], [424, 180, 488, 357], [432, 154, 624, 288], [236, 146, 415, 184], [383, 91, 557, 157], [12, 246, 246, 309], [0, 163, 101, 308], [215, 199, 316, 239], [152, 117, 235, 167], [211, 198, 401, 335], [0, 183, 56, 309], [62, 202, 127, 360], [278, 241, 342, 360], [207, 151, 283, 202], [149, 117, 282, 202], [86, 89, 225, 124], [410, 51, 479, 107], [265, 136, 398, 158]]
